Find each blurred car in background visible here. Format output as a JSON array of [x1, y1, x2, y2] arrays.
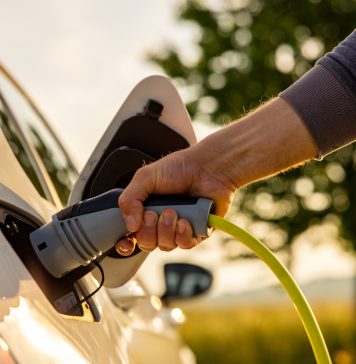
[[0, 63, 212, 364]]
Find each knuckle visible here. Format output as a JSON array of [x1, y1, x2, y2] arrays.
[[118, 193, 127, 207], [135, 166, 150, 180]]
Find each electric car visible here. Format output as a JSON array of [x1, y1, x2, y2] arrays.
[[0, 63, 212, 363]]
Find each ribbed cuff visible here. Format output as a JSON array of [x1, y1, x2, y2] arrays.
[[280, 64, 356, 159]]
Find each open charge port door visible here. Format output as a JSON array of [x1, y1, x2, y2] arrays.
[[0, 207, 99, 321]]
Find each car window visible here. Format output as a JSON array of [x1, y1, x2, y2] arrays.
[[0, 73, 77, 204], [0, 98, 46, 198]]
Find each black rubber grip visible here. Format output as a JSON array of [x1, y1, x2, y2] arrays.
[[57, 188, 201, 220], [57, 190, 120, 220]]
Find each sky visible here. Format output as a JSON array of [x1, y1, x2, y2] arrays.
[[1, 0, 355, 297], [1, 0, 209, 167]]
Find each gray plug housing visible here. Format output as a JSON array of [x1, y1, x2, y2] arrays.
[[30, 191, 214, 278]]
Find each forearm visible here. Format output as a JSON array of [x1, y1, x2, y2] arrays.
[[117, 31, 356, 253], [191, 97, 318, 189]]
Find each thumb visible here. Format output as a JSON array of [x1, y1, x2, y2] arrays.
[[118, 166, 156, 232]]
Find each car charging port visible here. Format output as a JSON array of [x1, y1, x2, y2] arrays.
[[0, 206, 99, 321]]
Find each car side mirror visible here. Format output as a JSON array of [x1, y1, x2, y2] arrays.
[[162, 263, 213, 303]]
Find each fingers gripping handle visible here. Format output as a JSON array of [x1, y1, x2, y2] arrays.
[[30, 189, 214, 278]]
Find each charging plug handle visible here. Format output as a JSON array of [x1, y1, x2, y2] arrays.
[[30, 189, 214, 278]]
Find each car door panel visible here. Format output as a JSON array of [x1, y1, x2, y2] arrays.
[[0, 224, 138, 363], [0, 69, 198, 364], [0, 185, 134, 363], [0, 126, 56, 222]]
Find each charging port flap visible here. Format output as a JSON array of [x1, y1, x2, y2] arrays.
[[68, 76, 197, 288]]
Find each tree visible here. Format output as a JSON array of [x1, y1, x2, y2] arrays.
[[149, 0, 356, 266]]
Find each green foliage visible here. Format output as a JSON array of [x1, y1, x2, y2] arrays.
[[179, 304, 355, 364], [150, 0, 356, 252]]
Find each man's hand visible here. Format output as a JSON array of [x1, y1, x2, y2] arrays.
[[115, 145, 236, 255]]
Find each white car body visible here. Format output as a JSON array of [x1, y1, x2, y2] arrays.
[[0, 64, 198, 364]]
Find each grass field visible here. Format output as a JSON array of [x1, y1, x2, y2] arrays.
[[179, 302, 355, 364]]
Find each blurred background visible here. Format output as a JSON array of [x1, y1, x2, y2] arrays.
[[1, 0, 356, 363]]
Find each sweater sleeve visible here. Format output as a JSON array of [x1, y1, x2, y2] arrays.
[[280, 30, 356, 159]]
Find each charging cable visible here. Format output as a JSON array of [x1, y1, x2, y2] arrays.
[[208, 214, 332, 364]]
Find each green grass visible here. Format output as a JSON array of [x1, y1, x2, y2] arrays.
[[179, 302, 355, 364]]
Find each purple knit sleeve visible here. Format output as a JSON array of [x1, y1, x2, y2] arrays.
[[280, 30, 356, 159]]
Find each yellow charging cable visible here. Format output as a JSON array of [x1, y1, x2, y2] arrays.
[[208, 214, 332, 364]]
